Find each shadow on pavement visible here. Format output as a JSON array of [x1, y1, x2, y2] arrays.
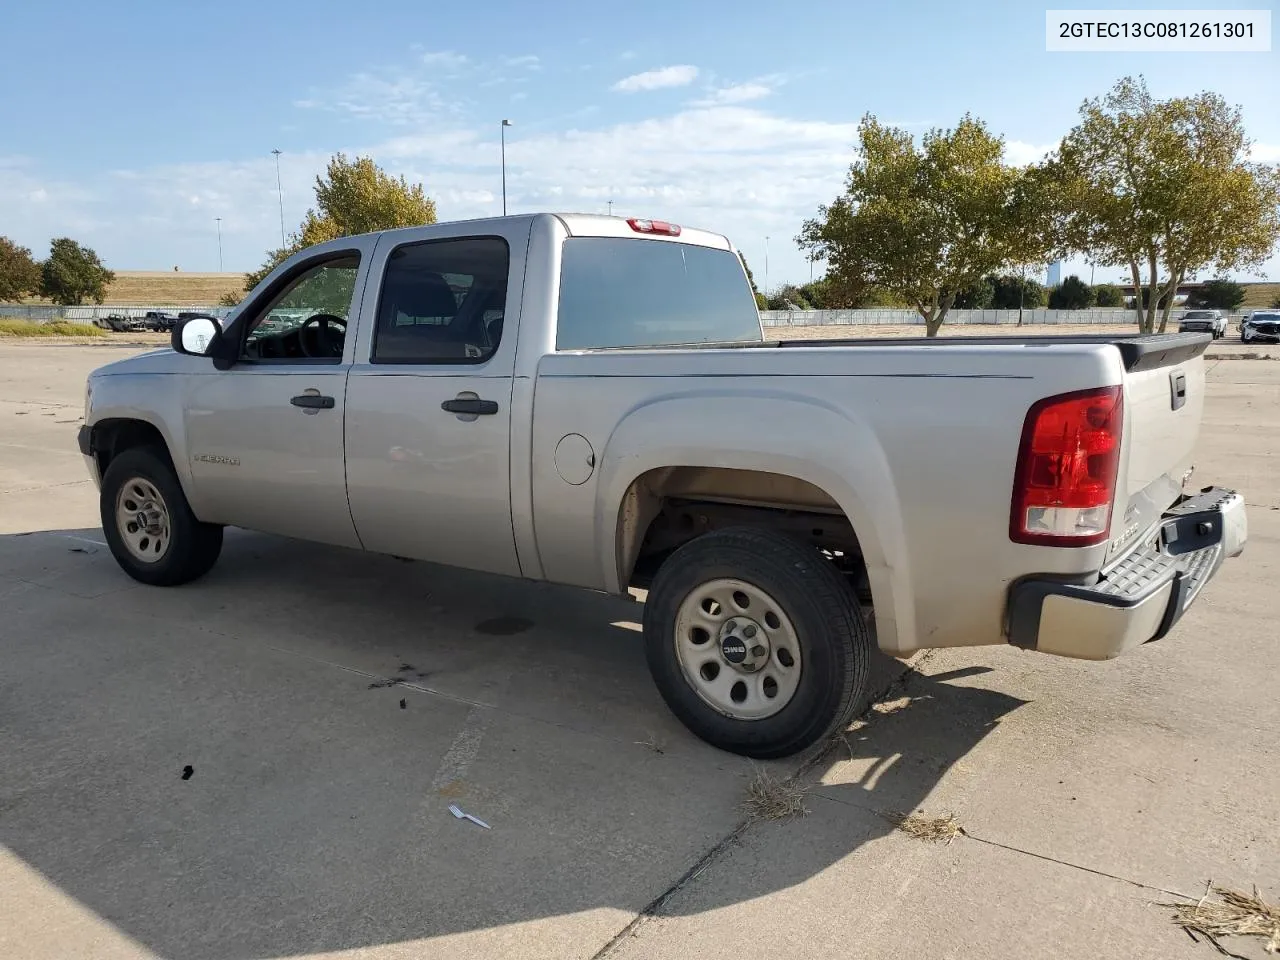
[[0, 526, 1026, 959]]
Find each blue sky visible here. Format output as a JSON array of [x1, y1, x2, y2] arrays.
[[2, 0, 1277, 287]]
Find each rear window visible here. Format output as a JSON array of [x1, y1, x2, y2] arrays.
[[556, 238, 761, 350]]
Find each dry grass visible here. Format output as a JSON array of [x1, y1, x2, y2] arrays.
[[871, 695, 914, 715], [891, 812, 964, 844], [1164, 884, 1280, 956], [741, 769, 808, 822], [100, 271, 245, 305], [0, 319, 105, 338], [1243, 282, 1280, 309]]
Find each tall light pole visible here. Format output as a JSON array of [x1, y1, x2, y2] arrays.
[[215, 218, 223, 272], [271, 149, 286, 246], [500, 119, 512, 216], [607, 199, 613, 216]]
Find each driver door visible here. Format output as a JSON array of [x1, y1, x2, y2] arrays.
[[181, 244, 376, 548]]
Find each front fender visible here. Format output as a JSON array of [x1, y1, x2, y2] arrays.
[[85, 374, 194, 502], [593, 389, 916, 654]]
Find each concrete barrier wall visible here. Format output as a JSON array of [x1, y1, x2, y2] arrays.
[[0, 304, 232, 322], [758, 308, 1137, 326]]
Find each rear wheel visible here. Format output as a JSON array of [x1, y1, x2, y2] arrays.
[[100, 446, 223, 586], [643, 527, 871, 759]]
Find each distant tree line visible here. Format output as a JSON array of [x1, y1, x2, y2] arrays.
[[798, 75, 1280, 335], [0, 236, 115, 305]]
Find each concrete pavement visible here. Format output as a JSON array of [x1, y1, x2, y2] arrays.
[[1, 342, 1276, 960]]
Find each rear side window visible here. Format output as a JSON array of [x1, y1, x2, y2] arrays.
[[372, 237, 509, 364], [556, 238, 761, 350]]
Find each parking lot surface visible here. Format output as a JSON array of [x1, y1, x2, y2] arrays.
[[1, 340, 1277, 960]]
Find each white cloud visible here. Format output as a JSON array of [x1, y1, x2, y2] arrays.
[[612, 65, 699, 93], [1251, 142, 1280, 162], [420, 51, 468, 67], [690, 82, 772, 107], [1004, 140, 1055, 166], [504, 54, 540, 69]]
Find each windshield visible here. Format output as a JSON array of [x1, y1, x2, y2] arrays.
[[1250, 313, 1280, 322], [1184, 311, 1215, 318]]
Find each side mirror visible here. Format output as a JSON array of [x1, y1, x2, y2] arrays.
[[172, 316, 222, 357]]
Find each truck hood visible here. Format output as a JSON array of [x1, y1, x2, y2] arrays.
[[91, 348, 209, 376]]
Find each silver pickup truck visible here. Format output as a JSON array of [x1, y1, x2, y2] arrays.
[[79, 213, 1248, 758]]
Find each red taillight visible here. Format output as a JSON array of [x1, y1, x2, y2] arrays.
[[627, 217, 682, 236], [1010, 385, 1123, 547]]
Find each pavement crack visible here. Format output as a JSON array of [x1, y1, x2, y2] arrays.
[[592, 650, 935, 958]]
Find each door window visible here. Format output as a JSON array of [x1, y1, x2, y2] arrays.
[[371, 237, 510, 364], [242, 254, 361, 362]]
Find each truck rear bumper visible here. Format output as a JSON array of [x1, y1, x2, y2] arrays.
[[1006, 487, 1246, 661]]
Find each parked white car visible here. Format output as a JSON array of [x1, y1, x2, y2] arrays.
[[1178, 310, 1227, 339]]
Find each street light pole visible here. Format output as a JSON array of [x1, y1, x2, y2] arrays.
[[271, 149, 286, 247], [607, 199, 613, 216], [215, 218, 223, 272], [501, 119, 512, 216]]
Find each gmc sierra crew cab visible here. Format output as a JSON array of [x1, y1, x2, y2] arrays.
[[78, 213, 1248, 758]]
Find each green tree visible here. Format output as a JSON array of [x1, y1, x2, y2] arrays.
[[40, 238, 115, 305], [799, 114, 1050, 336], [1186, 277, 1246, 311], [739, 252, 768, 310], [954, 276, 995, 309], [991, 274, 1045, 309], [1046, 76, 1280, 333], [766, 284, 813, 311], [1093, 283, 1123, 307], [0, 237, 42, 302], [1048, 274, 1095, 310], [240, 153, 438, 298]]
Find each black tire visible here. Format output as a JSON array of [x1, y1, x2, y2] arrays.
[[643, 527, 872, 759], [100, 446, 223, 586]]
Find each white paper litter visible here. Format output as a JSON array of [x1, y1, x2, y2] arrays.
[[448, 804, 491, 829]]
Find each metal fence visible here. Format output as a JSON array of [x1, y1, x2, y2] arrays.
[[758, 308, 1137, 326], [0, 304, 232, 322]]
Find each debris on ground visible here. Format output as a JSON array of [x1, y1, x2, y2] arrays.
[[181, 765, 193, 781], [871, 696, 913, 715], [741, 769, 808, 822], [1163, 882, 1280, 956], [891, 811, 963, 844], [399, 698, 407, 709], [448, 804, 491, 829]]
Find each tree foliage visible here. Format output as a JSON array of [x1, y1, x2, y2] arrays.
[[799, 114, 1050, 336], [738, 252, 768, 310], [1186, 277, 1246, 310], [1048, 274, 1095, 310], [992, 274, 1045, 309], [0, 237, 42, 302], [1045, 76, 1280, 333], [40, 238, 115, 305], [1093, 283, 1123, 307], [238, 154, 438, 299]]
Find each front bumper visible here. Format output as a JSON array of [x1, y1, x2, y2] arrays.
[[1006, 486, 1246, 660], [1244, 329, 1280, 342]]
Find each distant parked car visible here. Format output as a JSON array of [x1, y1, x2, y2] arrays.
[[143, 311, 179, 332], [1240, 311, 1280, 343], [99, 314, 144, 332], [1178, 309, 1227, 339]]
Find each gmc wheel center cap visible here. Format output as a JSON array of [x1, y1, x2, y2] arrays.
[[719, 618, 769, 671]]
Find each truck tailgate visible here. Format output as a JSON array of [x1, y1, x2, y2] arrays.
[[1109, 335, 1211, 562]]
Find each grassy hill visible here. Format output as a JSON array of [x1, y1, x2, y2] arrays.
[[102, 271, 246, 305], [1243, 282, 1280, 309]]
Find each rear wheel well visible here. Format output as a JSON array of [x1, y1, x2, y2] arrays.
[[619, 467, 871, 603], [91, 419, 172, 476]]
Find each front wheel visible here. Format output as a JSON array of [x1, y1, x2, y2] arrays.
[[100, 446, 223, 586], [643, 527, 872, 759]]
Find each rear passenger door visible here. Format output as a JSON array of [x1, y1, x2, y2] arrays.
[[344, 223, 528, 577]]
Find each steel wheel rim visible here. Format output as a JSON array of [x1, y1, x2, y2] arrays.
[[673, 577, 803, 720], [115, 477, 172, 564]]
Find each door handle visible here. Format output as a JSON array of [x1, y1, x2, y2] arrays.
[[441, 397, 499, 415], [291, 394, 335, 409]]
